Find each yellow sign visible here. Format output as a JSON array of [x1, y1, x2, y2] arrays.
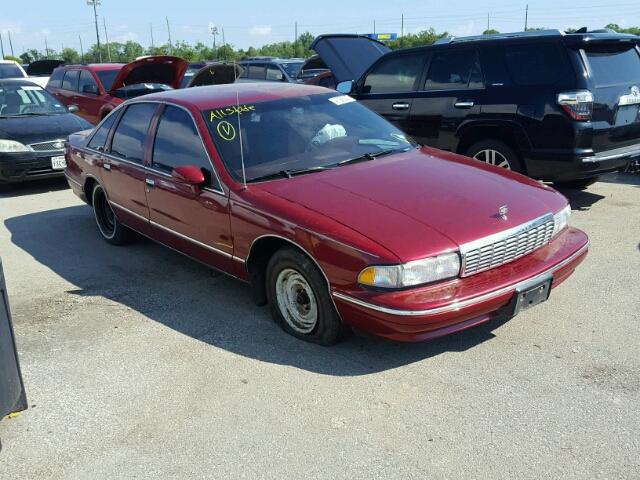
[[217, 121, 237, 141]]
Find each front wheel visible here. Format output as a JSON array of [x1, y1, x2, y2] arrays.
[[266, 247, 346, 345], [465, 140, 524, 173], [92, 184, 133, 245]]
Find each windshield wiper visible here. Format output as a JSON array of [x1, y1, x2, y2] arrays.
[[335, 148, 400, 167], [248, 165, 331, 183]]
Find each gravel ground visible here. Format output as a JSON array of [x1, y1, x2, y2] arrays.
[[0, 172, 638, 479]]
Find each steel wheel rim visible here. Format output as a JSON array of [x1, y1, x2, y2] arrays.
[[95, 190, 116, 239], [275, 268, 318, 334], [473, 149, 511, 169]]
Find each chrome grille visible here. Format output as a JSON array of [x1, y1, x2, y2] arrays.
[[461, 214, 555, 277], [28, 140, 65, 152]]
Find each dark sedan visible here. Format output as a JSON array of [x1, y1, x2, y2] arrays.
[[0, 79, 92, 183]]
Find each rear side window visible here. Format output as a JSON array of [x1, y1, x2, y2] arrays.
[[61, 70, 79, 91], [110, 103, 157, 163], [152, 105, 216, 187], [266, 64, 284, 81], [504, 44, 568, 86], [78, 70, 98, 94], [585, 46, 640, 87], [48, 68, 64, 88], [88, 112, 118, 151], [247, 64, 266, 80], [425, 49, 483, 90], [363, 53, 424, 94]]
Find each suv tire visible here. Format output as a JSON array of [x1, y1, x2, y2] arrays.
[[465, 140, 524, 173]]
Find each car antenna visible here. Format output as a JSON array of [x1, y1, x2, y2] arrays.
[[236, 89, 247, 190]]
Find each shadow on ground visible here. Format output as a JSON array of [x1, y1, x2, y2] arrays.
[[4, 205, 509, 376], [0, 178, 69, 199]]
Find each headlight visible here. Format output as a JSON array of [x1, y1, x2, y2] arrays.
[[552, 205, 571, 237], [0, 139, 29, 153], [358, 252, 461, 289]]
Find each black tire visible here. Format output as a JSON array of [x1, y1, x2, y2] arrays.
[[465, 140, 525, 173], [91, 184, 133, 245], [554, 177, 599, 190], [265, 247, 345, 345]]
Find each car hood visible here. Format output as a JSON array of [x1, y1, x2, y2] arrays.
[[186, 63, 242, 87], [256, 148, 567, 261], [109, 56, 189, 92], [0, 113, 92, 145], [311, 34, 390, 84]]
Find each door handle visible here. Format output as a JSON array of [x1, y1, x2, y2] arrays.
[[392, 102, 410, 111], [103, 163, 111, 171], [145, 178, 155, 188], [454, 101, 475, 109]]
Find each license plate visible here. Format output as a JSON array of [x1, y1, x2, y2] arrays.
[[509, 276, 553, 316], [51, 156, 67, 170], [615, 105, 639, 126]]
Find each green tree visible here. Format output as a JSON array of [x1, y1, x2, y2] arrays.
[[483, 29, 500, 35], [605, 23, 640, 35], [61, 48, 80, 64], [388, 28, 448, 49], [3, 55, 21, 63]]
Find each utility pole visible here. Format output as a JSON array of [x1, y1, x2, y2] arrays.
[[524, 4, 529, 31], [87, 0, 102, 62], [210, 25, 218, 57], [79, 35, 85, 63], [374, 20, 376, 34], [166, 16, 172, 54], [44, 37, 49, 59], [487, 13, 490, 31], [0, 32, 4, 59], [401, 14, 404, 46], [103, 17, 111, 62], [8, 31, 14, 57], [150, 23, 155, 50], [294, 22, 298, 43]]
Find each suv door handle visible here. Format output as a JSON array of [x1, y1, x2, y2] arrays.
[[392, 102, 410, 111], [454, 101, 475, 109], [145, 178, 155, 188]]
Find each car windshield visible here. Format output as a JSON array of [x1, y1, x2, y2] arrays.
[[203, 92, 417, 182], [0, 84, 68, 117], [0, 63, 25, 79], [96, 69, 120, 91], [280, 62, 304, 78]]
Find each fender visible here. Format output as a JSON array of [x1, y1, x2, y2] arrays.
[[455, 118, 533, 155]]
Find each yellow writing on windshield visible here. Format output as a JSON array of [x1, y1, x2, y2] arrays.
[[209, 105, 256, 122]]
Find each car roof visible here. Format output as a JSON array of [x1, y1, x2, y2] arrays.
[[139, 82, 332, 110]]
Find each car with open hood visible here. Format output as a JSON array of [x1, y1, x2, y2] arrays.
[[46, 56, 188, 124], [312, 30, 640, 188], [64, 83, 588, 344], [0, 79, 92, 183]]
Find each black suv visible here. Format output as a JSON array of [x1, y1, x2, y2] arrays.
[[313, 30, 640, 187]]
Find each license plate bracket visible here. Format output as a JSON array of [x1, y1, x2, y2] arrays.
[[51, 156, 67, 170], [508, 275, 553, 317]]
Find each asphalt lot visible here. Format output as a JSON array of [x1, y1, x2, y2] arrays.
[[0, 172, 638, 479]]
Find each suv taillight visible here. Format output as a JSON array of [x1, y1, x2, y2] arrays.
[[557, 90, 593, 121]]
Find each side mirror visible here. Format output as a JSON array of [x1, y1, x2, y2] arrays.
[[172, 165, 206, 187], [336, 80, 355, 94], [67, 105, 79, 113], [81, 84, 100, 95]]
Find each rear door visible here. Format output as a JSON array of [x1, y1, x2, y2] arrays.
[[409, 47, 485, 150], [56, 69, 80, 109], [76, 70, 103, 124], [581, 43, 640, 153], [356, 52, 427, 137], [144, 104, 233, 271], [100, 103, 158, 224]]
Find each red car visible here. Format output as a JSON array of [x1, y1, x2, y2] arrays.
[[47, 56, 188, 125], [64, 83, 588, 345]]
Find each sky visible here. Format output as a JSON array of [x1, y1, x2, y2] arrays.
[[1, 0, 639, 56]]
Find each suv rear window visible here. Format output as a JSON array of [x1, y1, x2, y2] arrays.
[[504, 44, 569, 86], [424, 50, 483, 90], [585, 46, 640, 87]]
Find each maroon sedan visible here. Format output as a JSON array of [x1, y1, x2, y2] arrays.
[[64, 83, 588, 345]]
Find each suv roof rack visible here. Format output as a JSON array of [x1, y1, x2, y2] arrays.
[[435, 29, 565, 45]]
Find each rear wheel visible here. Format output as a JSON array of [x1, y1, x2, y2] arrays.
[[266, 247, 345, 345], [465, 140, 524, 173], [554, 177, 599, 190], [92, 184, 133, 245]]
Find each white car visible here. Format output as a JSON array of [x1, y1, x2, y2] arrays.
[[0, 59, 49, 87]]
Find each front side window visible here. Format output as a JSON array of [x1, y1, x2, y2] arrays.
[[248, 64, 266, 80], [0, 84, 68, 117], [96, 69, 120, 91], [62, 70, 80, 91], [78, 70, 99, 94], [363, 53, 424, 94], [266, 64, 284, 81], [110, 103, 157, 163], [88, 112, 118, 151], [152, 105, 217, 187], [203, 93, 416, 182], [424, 49, 483, 90]]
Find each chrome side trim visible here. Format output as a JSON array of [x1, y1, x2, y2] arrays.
[[108, 200, 244, 263], [332, 242, 589, 317], [580, 143, 640, 163]]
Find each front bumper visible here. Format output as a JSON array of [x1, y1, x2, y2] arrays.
[[332, 227, 589, 342], [0, 151, 66, 183]]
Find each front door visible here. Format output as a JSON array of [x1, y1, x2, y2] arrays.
[[409, 47, 485, 151], [144, 104, 233, 272]]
